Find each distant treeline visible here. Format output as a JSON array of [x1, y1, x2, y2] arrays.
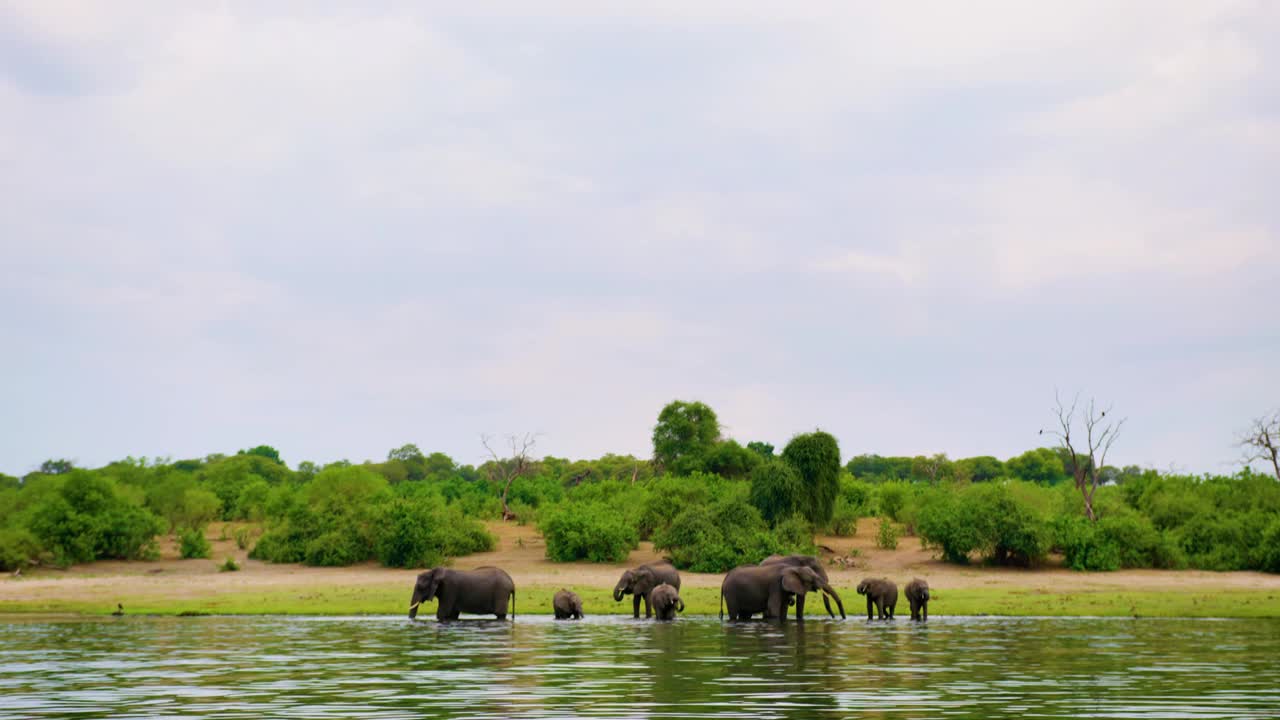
[[2, 400, 1278, 574]]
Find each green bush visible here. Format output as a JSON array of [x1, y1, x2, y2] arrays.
[[219, 557, 240, 572], [304, 529, 366, 566], [234, 527, 252, 550], [654, 491, 808, 572], [830, 498, 860, 536], [780, 431, 841, 526], [1055, 516, 1120, 571], [916, 483, 1050, 566], [637, 474, 713, 540], [0, 528, 40, 571], [179, 527, 211, 559], [540, 501, 638, 563], [877, 483, 909, 521], [876, 518, 900, 549], [748, 459, 803, 525]]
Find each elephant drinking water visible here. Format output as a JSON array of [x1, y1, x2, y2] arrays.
[[409, 566, 515, 621], [613, 561, 680, 618], [720, 564, 845, 621]]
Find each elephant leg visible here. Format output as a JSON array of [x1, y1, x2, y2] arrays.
[[633, 594, 641, 619], [643, 594, 652, 619], [866, 597, 874, 620], [795, 594, 806, 620], [922, 603, 927, 621]]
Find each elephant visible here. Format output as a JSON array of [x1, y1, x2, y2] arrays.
[[409, 566, 515, 620], [759, 554, 843, 619], [856, 577, 897, 620], [649, 583, 684, 620], [720, 564, 845, 621], [905, 578, 929, 621], [613, 561, 680, 618], [553, 589, 584, 620]]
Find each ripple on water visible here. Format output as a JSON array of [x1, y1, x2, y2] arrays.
[[1, 616, 1278, 719]]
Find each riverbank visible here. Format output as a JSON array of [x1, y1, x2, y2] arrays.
[[3, 519, 1278, 617]]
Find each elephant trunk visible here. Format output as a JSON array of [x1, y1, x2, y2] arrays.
[[676, 597, 685, 613], [612, 583, 626, 602], [409, 598, 421, 619], [821, 583, 846, 619]]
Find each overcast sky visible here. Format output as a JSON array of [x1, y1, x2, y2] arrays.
[[1, 2, 1276, 476]]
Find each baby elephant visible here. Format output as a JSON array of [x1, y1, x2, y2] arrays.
[[856, 578, 898, 620], [905, 578, 929, 621], [553, 589, 584, 620], [648, 583, 684, 620]]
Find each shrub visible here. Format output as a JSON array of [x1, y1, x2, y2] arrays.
[[749, 459, 804, 525], [0, 528, 40, 571], [179, 527, 211, 559], [234, 527, 252, 550], [304, 529, 366, 566], [1260, 519, 1280, 573], [637, 474, 713, 540], [830, 498, 860, 536], [540, 502, 638, 563], [219, 557, 240, 572], [877, 483, 909, 521], [780, 431, 841, 526], [876, 518, 900, 550], [1055, 516, 1119, 571], [654, 492, 806, 572]]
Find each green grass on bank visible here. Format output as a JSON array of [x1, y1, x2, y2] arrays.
[[3, 584, 1276, 619]]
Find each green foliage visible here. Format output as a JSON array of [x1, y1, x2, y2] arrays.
[[876, 518, 900, 549], [1005, 448, 1069, 486], [748, 459, 803, 525], [179, 527, 211, 559], [637, 474, 715, 540], [746, 441, 774, 458], [234, 527, 252, 550], [540, 502, 638, 563], [654, 487, 810, 572], [956, 455, 1005, 483], [652, 400, 721, 475], [0, 528, 40, 571], [238, 445, 283, 464], [219, 557, 240, 572], [780, 430, 841, 526], [703, 439, 762, 479], [25, 472, 163, 566], [371, 496, 494, 568], [877, 482, 910, 521], [917, 482, 1052, 566]]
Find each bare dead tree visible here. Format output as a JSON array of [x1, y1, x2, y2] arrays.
[[481, 432, 540, 521], [1238, 411, 1280, 481], [1044, 391, 1125, 522]]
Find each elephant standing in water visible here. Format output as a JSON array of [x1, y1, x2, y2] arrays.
[[613, 561, 680, 618], [856, 578, 897, 620], [760, 554, 843, 619], [553, 589, 584, 620], [720, 564, 845, 621], [649, 583, 684, 620], [905, 578, 929, 621], [409, 567, 515, 620]]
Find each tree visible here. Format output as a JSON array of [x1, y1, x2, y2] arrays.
[[39, 459, 75, 475], [482, 433, 539, 521], [1238, 411, 1280, 482], [239, 445, 283, 465], [747, 441, 775, 458], [652, 400, 721, 474], [911, 453, 953, 484], [388, 444, 424, 462], [1005, 448, 1069, 486], [956, 456, 1005, 483], [781, 430, 842, 526], [1045, 393, 1124, 522], [748, 459, 803, 524]]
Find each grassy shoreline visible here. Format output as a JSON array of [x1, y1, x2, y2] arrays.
[[3, 585, 1276, 619]]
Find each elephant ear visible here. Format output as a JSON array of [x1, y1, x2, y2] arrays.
[[781, 568, 808, 595]]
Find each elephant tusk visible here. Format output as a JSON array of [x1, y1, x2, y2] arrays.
[[409, 602, 421, 610]]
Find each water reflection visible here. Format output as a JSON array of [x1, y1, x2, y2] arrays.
[[0, 615, 1278, 719]]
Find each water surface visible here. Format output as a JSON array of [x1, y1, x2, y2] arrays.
[[2, 615, 1277, 719]]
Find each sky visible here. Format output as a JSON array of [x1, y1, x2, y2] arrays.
[[1, 1, 1277, 476]]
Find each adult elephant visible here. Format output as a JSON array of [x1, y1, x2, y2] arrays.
[[409, 566, 515, 620], [759, 554, 844, 619], [720, 564, 844, 621], [613, 561, 680, 618], [856, 577, 897, 620]]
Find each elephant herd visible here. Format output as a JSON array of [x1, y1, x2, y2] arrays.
[[407, 557, 931, 623]]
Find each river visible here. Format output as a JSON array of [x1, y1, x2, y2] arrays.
[[2, 615, 1277, 718]]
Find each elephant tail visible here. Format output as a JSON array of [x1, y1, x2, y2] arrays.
[[677, 597, 685, 613], [719, 590, 724, 620]]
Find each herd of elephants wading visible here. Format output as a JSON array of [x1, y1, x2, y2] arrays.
[[407, 555, 931, 622]]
